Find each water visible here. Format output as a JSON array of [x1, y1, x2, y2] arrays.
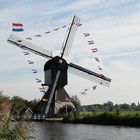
[[31, 122, 140, 140]]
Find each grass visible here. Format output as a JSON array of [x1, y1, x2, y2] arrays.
[[80, 111, 140, 116], [63, 110, 140, 127]]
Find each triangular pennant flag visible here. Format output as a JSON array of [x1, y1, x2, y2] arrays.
[[81, 91, 86, 95], [83, 33, 90, 37], [17, 40, 22, 43], [84, 89, 88, 91], [35, 34, 41, 37], [53, 28, 59, 31], [61, 25, 67, 28], [28, 60, 34, 64], [98, 66, 102, 71], [39, 87, 45, 93], [88, 40, 94, 45], [36, 78, 42, 83], [95, 57, 100, 62], [26, 37, 32, 40], [23, 52, 30, 55], [92, 85, 97, 90], [32, 69, 37, 73], [91, 48, 98, 53], [44, 31, 51, 34], [77, 23, 82, 27]]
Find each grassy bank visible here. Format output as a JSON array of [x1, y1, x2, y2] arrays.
[[63, 111, 140, 127]]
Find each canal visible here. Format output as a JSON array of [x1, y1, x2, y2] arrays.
[[31, 122, 140, 140]]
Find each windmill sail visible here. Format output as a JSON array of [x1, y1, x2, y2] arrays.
[[7, 34, 52, 59], [61, 15, 80, 58], [68, 63, 111, 87], [7, 15, 111, 116]]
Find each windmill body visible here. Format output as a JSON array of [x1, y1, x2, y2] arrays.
[[7, 15, 111, 116], [38, 56, 69, 115], [44, 56, 68, 89]]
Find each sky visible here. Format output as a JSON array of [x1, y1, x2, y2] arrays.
[[0, 0, 140, 105]]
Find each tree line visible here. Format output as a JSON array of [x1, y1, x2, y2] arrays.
[[10, 96, 39, 113], [1, 93, 140, 113], [82, 101, 140, 112]]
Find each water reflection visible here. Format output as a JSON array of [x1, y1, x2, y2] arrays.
[[32, 122, 140, 140]]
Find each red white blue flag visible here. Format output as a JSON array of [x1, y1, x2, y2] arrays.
[[91, 48, 98, 53], [12, 23, 23, 32]]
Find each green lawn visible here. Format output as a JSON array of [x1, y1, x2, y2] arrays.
[[80, 111, 140, 117]]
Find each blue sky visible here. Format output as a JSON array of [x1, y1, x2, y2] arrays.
[[0, 0, 140, 105]]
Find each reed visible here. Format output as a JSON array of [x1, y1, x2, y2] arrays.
[[0, 94, 34, 139]]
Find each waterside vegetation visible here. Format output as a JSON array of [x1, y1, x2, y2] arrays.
[[0, 94, 34, 140], [63, 110, 140, 127], [63, 99, 140, 127], [1, 93, 140, 128]]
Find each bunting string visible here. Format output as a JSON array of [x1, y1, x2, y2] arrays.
[[79, 29, 105, 94], [13, 22, 82, 41], [82, 32, 103, 72], [13, 21, 103, 95], [22, 50, 45, 93], [80, 85, 97, 95], [12, 21, 82, 94], [26, 24, 68, 40]]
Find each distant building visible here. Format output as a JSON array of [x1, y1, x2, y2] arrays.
[[19, 108, 34, 120]]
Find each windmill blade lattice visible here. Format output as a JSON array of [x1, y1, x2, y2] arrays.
[[61, 15, 80, 58], [7, 15, 111, 116], [68, 63, 111, 87], [7, 34, 52, 59]]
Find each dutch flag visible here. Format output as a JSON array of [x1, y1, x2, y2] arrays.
[[12, 23, 23, 32], [91, 48, 98, 53]]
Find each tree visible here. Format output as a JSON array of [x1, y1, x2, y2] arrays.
[[130, 103, 136, 110], [71, 95, 81, 117], [58, 105, 75, 115], [28, 99, 39, 112], [120, 103, 130, 110], [103, 101, 114, 111], [71, 95, 81, 111], [11, 96, 28, 111]]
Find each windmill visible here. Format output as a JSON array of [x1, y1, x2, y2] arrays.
[[7, 15, 111, 116]]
